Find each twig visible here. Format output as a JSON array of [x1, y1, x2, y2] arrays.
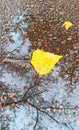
[[2, 58, 30, 64], [33, 110, 39, 130]]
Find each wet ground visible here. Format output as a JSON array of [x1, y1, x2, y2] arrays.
[[0, 0, 79, 130]]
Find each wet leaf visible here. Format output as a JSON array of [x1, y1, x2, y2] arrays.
[[62, 21, 73, 30], [31, 49, 63, 75], [0, 103, 2, 108]]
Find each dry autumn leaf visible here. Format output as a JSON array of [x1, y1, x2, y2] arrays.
[[62, 21, 73, 30], [31, 49, 63, 75]]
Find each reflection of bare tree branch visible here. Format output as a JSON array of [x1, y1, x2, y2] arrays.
[[1, 99, 59, 124], [62, 111, 75, 130], [27, 90, 47, 99], [0, 80, 79, 130], [27, 101, 60, 124], [61, 122, 74, 130], [1, 97, 79, 130], [22, 78, 41, 100], [26, 90, 48, 99], [42, 105, 79, 110], [22, 85, 37, 100], [33, 110, 39, 130], [1, 99, 79, 110], [67, 117, 79, 124]]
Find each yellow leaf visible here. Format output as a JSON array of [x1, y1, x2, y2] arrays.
[[31, 49, 63, 75], [62, 21, 73, 30]]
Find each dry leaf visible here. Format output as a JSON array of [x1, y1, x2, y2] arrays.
[[62, 21, 73, 30], [31, 49, 63, 75]]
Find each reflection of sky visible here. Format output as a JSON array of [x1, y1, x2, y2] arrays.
[[2, 72, 24, 87], [7, 32, 31, 57], [1, 72, 27, 96], [7, 12, 31, 58], [41, 66, 66, 104], [7, 32, 22, 52], [5, 105, 36, 130], [1, 64, 79, 129], [69, 85, 79, 105], [18, 38, 31, 56]]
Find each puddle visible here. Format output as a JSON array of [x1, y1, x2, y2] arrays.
[[0, 1, 79, 130], [1, 105, 37, 130], [7, 31, 31, 57], [7, 32, 22, 52]]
